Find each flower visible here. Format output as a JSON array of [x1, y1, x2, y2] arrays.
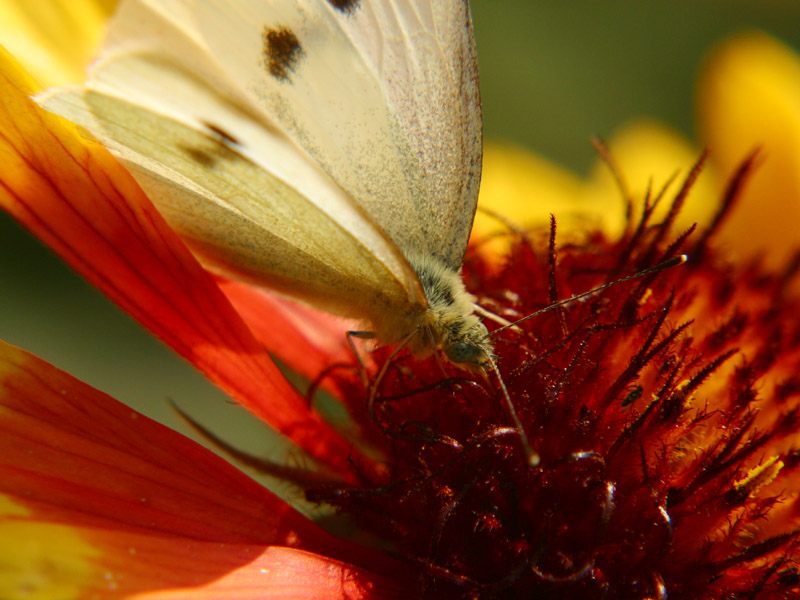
[[1, 4, 800, 600]]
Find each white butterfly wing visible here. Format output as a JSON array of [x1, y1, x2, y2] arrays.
[[40, 49, 425, 325], [190, 0, 482, 270]]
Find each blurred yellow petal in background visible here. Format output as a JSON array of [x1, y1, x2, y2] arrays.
[[0, 0, 114, 88], [477, 32, 800, 271], [473, 143, 592, 254], [699, 32, 800, 268], [475, 122, 721, 256], [583, 119, 721, 238]]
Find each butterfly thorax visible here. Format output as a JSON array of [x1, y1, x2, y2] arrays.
[[403, 254, 494, 371]]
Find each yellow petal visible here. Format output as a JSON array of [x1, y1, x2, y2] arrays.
[[584, 120, 721, 240], [0, 0, 115, 88], [473, 142, 594, 255], [698, 32, 800, 268], [0, 508, 98, 600]]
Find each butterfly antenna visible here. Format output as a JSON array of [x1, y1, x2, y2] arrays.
[[473, 302, 521, 331], [489, 254, 687, 337], [486, 354, 540, 467]]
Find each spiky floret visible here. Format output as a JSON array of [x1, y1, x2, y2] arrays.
[[308, 154, 800, 598]]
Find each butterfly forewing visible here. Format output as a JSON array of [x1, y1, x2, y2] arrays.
[[194, 0, 482, 270]]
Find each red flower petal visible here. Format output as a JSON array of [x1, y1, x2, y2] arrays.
[[0, 50, 364, 477], [217, 276, 370, 398], [0, 340, 408, 597]]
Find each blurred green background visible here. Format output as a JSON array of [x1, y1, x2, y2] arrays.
[[1, 1, 799, 463]]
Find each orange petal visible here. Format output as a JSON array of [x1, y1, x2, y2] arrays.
[[143, 544, 407, 599], [0, 0, 115, 88], [3, 527, 406, 599], [0, 341, 406, 597], [698, 32, 800, 268], [0, 49, 362, 477]]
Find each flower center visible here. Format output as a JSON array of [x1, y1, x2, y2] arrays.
[[308, 157, 800, 597]]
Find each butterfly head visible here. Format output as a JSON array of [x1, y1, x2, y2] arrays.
[[441, 321, 494, 372]]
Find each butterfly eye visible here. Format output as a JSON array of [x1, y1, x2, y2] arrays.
[[444, 341, 486, 367]]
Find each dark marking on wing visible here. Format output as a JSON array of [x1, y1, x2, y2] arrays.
[[181, 145, 217, 168], [262, 27, 303, 81], [180, 131, 244, 168], [201, 120, 240, 146], [327, 0, 360, 15]]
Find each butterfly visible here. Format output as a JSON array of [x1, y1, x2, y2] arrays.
[[40, 0, 492, 368], [36, 0, 540, 457]]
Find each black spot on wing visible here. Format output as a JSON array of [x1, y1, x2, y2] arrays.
[[262, 27, 303, 81], [181, 145, 217, 168], [201, 120, 240, 146], [179, 124, 245, 169], [327, 0, 360, 15]]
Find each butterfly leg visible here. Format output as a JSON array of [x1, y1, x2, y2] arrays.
[[346, 330, 376, 388], [366, 331, 416, 429]]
